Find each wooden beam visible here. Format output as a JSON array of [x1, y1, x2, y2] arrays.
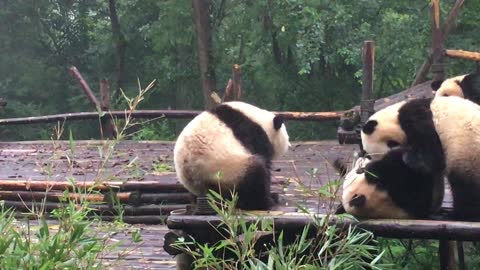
[[439, 240, 457, 270], [0, 109, 344, 125], [0, 180, 186, 192], [445, 49, 480, 62], [431, 0, 445, 81], [99, 79, 116, 139], [167, 214, 480, 241]]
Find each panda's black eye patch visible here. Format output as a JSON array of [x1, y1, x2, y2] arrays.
[[386, 140, 400, 148], [362, 120, 378, 135], [431, 80, 444, 91]]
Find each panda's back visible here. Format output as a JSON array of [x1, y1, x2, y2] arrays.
[[431, 96, 480, 176], [174, 110, 253, 193]]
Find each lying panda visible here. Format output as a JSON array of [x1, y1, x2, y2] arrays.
[[335, 148, 444, 219], [361, 96, 480, 220], [174, 101, 291, 210], [431, 72, 480, 104]]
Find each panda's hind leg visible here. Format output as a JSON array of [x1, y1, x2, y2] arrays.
[[235, 155, 274, 210], [448, 171, 480, 221]]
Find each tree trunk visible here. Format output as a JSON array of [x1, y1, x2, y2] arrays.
[[108, 0, 126, 102], [192, 0, 216, 109]]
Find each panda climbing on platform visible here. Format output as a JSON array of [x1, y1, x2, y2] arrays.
[[360, 96, 480, 220], [174, 101, 291, 210]]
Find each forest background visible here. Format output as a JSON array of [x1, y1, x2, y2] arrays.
[[1, 0, 479, 141]]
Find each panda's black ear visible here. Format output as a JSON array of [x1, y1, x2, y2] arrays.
[[273, 115, 284, 130], [431, 80, 444, 91], [362, 120, 377, 135]]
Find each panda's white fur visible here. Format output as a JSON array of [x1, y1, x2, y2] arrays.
[[360, 101, 406, 160], [433, 74, 466, 98], [361, 96, 480, 220], [174, 101, 290, 210]]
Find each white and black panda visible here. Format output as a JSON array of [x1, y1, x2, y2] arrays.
[[174, 101, 290, 210], [431, 72, 480, 104], [335, 148, 444, 219], [361, 96, 480, 220]]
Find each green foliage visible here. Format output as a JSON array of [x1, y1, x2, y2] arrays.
[[172, 190, 386, 269], [2, 0, 480, 140]]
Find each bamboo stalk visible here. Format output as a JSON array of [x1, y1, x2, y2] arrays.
[[0, 110, 344, 125]]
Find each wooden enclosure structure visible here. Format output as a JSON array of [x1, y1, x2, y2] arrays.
[[1, 1, 480, 270]]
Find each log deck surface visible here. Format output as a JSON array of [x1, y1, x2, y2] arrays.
[[0, 140, 458, 269]]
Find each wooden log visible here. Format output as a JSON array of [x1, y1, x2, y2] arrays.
[[68, 66, 101, 109], [0, 109, 344, 125], [222, 79, 234, 102], [0, 190, 131, 203], [0, 180, 186, 192], [167, 214, 480, 241], [2, 200, 186, 216], [139, 193, 195, 204], [98, 215, 166, 224], [445, 49, 480, 62]]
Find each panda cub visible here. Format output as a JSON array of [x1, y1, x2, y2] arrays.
[[431, 72, 480, 104], [336, 148, 443, 219], [174, 101, 290, 210], [361, 96, 480, 220]]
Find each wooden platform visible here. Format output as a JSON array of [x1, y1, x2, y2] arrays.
[[0, 140, 455, 269]]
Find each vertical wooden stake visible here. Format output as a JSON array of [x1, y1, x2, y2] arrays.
[[439, 240, 457, 270], [232, 64, 243, 101], [100, 79, 116, 139], [431, 0, 445, 81], [360, 40, 375, 124]]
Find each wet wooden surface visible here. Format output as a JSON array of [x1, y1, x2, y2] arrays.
[[0, 140, 454, 269]]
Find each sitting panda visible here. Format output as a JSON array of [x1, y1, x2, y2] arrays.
[[431, 72, 480, 104], [174, 101, 290, 210], [361, 96, 480, 220], [335, 148, 444, 219]]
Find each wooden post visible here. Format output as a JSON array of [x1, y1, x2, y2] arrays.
[[411, 0, 464, 86], [360, 40, 375, 124], [357, 40, 375, 149], [439, 240, 457, 270], [232, 64, 242, 100], [431, 0, 445, 82], [99, 79, 116, 139]]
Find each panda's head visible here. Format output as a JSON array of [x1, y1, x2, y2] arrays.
[[341, 148, 436, 219], [431, 74, 466, 98], [432, 73, 480, 104], [223, 101, 291, 159], [360, 101, 407, 159]]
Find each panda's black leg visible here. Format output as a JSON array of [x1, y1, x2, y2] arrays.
[[235, 155, 274, 210], [448, 172, 480, 221]]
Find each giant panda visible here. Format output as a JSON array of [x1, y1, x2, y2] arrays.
[[336, 148, 444, 219], [361, 96, 480, 220], [174, 101, 290, 210], [432, 72, 480, 104]]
